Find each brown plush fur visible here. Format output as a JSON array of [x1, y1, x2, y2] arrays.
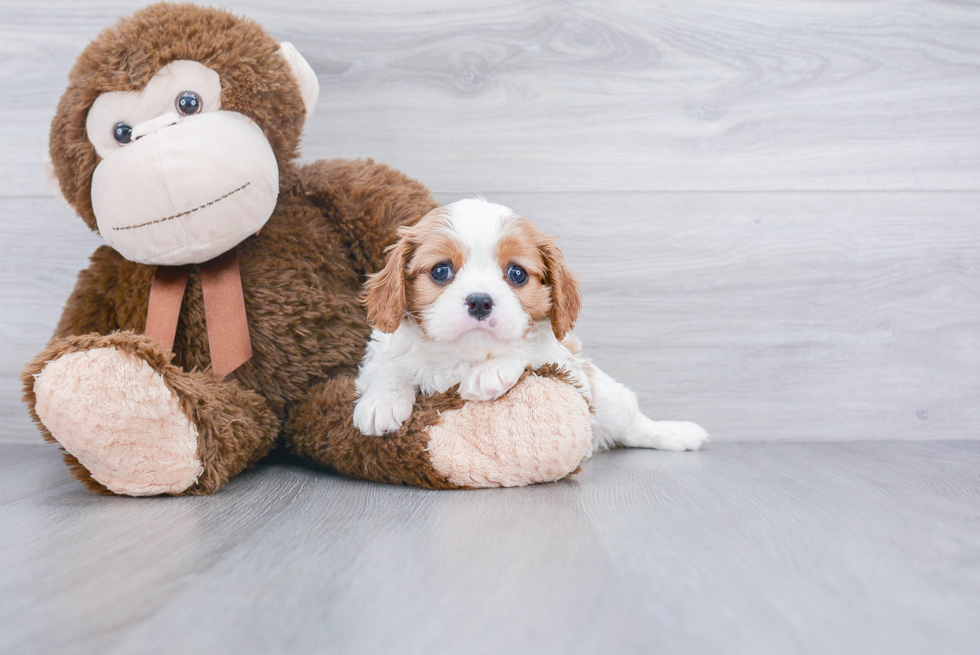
[[50, 2, 308, 232], [287, 366, 582, 490], [287, 375, 465, 490], [25, 3, 437, 494], [28, 157, 434, 421], [27, 3, 589, 495]]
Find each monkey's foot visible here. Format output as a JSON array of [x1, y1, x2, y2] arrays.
[[33, 346, 203, 496]]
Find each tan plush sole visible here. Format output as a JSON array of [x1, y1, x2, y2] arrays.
[[34, 347, 202, 496], [426, 373, 592, 488]]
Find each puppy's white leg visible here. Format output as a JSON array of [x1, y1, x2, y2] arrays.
[[621, 417, 709, 452], [354, 382, 416, 436], [459, 357, 526, 402], [354, 329, 416, 436], [587, 362, 708, 452]]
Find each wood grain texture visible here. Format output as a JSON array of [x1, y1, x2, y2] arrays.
[[1, 440, 978, 654], [2, 1, 980, 195], [4, 192, 977, 443]]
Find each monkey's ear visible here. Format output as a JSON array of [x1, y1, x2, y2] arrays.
[[43, 156, 72, 211], [278, 42, 319, 121]]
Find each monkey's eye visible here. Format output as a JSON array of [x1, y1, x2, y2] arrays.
[[507, 264, 528, 286], [430, 263, 455, 283], [112, 122, 133, 145], [176, 91, 202, 116]]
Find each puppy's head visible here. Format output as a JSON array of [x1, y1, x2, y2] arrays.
[[364, 199, 581, 343]]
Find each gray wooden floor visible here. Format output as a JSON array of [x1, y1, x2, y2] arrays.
[[1, 440, 978, 655]]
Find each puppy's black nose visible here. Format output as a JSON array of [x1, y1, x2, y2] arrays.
[[466, 293, 494, 319]]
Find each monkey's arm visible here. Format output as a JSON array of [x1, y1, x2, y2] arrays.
[[51, 246, 127, 338], [298, 158, 437, 275]]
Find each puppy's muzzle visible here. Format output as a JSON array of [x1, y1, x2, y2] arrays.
[[466, 293, 494, 320]]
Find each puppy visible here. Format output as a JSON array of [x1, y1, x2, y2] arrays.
[[353, 198, 708, 453]]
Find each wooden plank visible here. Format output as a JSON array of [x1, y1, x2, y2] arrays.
[[2, 1, 980, 196], [1, 440, 977, 654], [2, 191, 978, 444]]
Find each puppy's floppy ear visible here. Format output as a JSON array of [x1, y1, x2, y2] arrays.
[[540, 238, 581, 341], [363, 227, 414, 333]]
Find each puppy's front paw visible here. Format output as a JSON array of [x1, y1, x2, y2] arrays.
[[630, 419, 709, 451], [459, 359, 525, 402], [354, 386, 415, 436]]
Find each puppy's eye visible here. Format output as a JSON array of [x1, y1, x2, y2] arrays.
[[507, 264, 528, 286], [113, 122, 133, 145], [430, 263, 455, 283], [176, 91, 202, 116]]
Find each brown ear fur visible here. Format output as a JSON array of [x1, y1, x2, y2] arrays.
[[540, 238, 581, 340], [363, 228, 415, 332]]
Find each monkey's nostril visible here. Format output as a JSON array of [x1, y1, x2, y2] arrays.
[[130, 112, 181, 141], [465, 293, 493, 319]]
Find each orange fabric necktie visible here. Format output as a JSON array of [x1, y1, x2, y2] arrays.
[[144, 248, 252, 378]]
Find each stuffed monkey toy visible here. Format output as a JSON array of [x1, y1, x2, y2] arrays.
[[22, 3, 593, 496]]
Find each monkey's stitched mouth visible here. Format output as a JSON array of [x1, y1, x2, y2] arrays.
[[112, 182, 251, 231]]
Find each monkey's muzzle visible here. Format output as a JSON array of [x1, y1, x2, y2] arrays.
[[90, 111, 279, 266]]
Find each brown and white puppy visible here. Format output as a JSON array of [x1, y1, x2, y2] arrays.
[[354, 198, 708, 452]]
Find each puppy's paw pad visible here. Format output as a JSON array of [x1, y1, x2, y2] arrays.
[[354, 388, 414, 436]]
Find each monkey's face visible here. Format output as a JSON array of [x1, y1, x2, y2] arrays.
[[47, 4, 318, 264], [83, 60, 280, 266]]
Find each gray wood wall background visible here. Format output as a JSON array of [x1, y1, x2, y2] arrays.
[[1, 0, 977, 444]]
